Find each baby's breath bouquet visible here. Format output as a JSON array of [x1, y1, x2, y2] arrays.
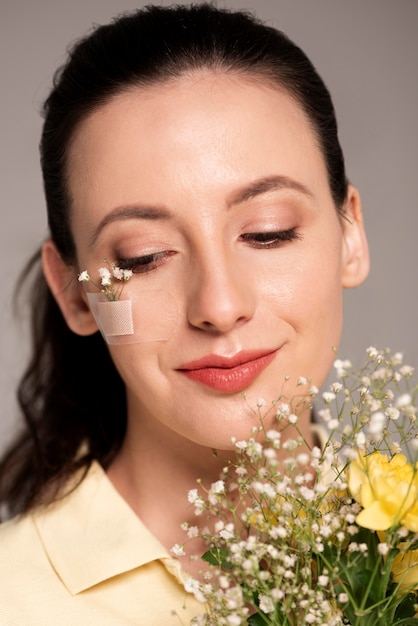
[[179, 348, 418, 626], [78, 259, 132, 301]]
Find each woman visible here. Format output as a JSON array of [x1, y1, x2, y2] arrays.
[[0, 3, 369, 624]]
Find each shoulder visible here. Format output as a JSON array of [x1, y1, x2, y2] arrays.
[[0, 514, 50, 623], [0, 470, 95, 624], [0, 464, 203, 625], [0, 513, 41, 565]]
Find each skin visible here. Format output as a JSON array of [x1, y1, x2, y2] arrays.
[[43, 72, 369, 561]]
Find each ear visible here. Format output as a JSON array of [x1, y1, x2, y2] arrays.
[[42, 239, 99, 336], [341, 185, 370, 288]]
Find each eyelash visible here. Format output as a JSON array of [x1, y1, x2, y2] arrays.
[[241, 228, 301, 248], [117, 251, 174, 274], [116, 229, 300, 274]]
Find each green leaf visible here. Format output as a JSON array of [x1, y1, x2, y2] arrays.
[[201, 547, 234, 569], [247, 612, 271, 625], [394, 592, 418, 621]]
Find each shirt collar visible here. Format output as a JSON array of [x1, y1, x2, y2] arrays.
[[33, 425, 330, 595], [33, 461, 175, 594]]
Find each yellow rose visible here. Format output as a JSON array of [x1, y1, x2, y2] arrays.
[[348, 452, 418, 531], [392, 548, 418, 593]]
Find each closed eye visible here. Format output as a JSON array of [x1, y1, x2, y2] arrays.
[[241, 228, 302, 248], [117, 250, 176, 274]]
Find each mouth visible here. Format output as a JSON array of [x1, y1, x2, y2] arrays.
[[177, 349, 278, 393]]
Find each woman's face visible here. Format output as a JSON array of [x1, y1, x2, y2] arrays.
[[66, 73, 367, 450]]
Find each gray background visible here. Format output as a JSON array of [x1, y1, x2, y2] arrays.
[[1, 0, 417, 454]]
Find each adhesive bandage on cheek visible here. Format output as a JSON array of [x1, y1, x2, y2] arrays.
[[86, 290, 178, 344]]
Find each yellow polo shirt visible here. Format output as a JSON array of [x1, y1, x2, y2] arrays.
[[0, 425, 329, 625], [0, 461, 204, 625]]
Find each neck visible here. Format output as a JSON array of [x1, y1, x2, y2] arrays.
[[107, 413, 233, 559], [107, 403, 315, 577]]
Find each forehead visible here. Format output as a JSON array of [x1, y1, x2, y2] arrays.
[[67, 72, 328, 213]]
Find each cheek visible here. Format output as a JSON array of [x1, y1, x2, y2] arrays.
[[107, 343, 164, 396], [258, 241, 344, 321]]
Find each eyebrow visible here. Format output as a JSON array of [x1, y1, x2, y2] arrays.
[[89, 175, 313, 246], [227, 175, 314, 207], [89, 205, 171, 246]]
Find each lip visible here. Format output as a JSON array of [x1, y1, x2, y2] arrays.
[[177, 349, 278, 393]]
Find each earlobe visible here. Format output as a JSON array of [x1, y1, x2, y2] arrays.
[[341, 185, 370, 288], [42, 239, 99, 336]]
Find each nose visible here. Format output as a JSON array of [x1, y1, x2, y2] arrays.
[[186, 251, 256, 333]]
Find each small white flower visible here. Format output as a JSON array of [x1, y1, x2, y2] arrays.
[[211, 480, 225, 494], [188, 489, 199, 503], [112, 266, 124, 280], [187, 526, 199, 539], [318, 575, 329, 586], [400, 365, 414, 377], [386, 406, 400, 420], [259, 594, 275, 614], [319, 525, 333, 538], [368, 411, 385, 434], [184, 578, 199, 594], [263, 447, 277, 460], [396, 393, 412, 408], [391, 352, 404, 365], [377, 542, 390, 556], [276, 402, 290, 418], [299, 486, 315, 501], [171, 543, 185, 557], [322, 391, 336, 404], [355, 432, 366, 447], [184, 578, 206, 604], [78, 270, 90, 282], [219, 575, 230, 589], [311, 446, 321, 459], [112, 266, 132, 281], [271, 588, 284, 600], [269, 526, 287, 539], [220, 528, 235, 540], [256, 397, 266, 408], [296, 452, 309, 466], [338, 593, 349, 604], [235, 466, 247, 476], [266, 429, 281, 441], [343, 447, 358, 460], [318, 408, 332, 422], [98, 267, 112, 286], [226, 616, 242, 626], [283, 554, 296, 568]]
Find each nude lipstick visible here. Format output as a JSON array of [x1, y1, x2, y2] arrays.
[[177, 349, 277, 393]]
